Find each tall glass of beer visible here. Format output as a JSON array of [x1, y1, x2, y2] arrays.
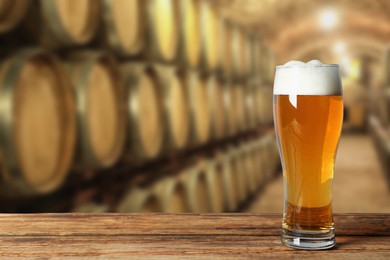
[[273, 60, 343, 250]]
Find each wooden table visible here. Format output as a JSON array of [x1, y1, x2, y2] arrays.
[[0, 214, 388, 259]]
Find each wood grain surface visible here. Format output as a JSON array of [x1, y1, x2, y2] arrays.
[[0, 213, 388, 259]]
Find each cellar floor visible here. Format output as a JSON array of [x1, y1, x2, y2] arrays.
[[246, 134, 390, 213]]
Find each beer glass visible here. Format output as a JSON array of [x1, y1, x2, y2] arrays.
[[273, 60, 343, 250]]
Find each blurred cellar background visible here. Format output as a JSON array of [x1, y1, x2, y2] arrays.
[[0, 0, 388, 214]]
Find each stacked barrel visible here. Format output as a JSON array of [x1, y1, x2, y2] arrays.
[[0, 0, 279, 212], [369, 46, 390, 189], [113, 132, 279, 213]]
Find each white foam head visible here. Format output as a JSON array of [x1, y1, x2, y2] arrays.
[[273, 60, 342, 96], [274, 60, 342, 108]]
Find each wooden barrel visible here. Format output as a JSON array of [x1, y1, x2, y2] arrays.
[[248, 142, 262, 186], [156, 65, 190, 151], [204, 160, 225, 213], [73, 202, 109, 212], [261, 133, 278, 180], [228, 148, 247, 203], [257, 136, 269, 182], [242, 33, 253, 78], [252, 80, 261, 124], [145, 0, 178, 62], [256, 40, 264, 78], [219, 19, 233, 77], [0, 0, 30, 32], [262, 47, 276, 85], [179, 164, 210, 213], [368, 89, 381, 126], [180, 70, 211, 146], [215, 152, 238, 212], [260, 136, 272, 183], [269, 133, 280, 175], [250, 36, 263, 78], [24, 0, 99, 48], [261, 46, 269, 82], [231, 84, 246, 132], [384, 47, 390, 86], [116, 187, 162, 213], [377, 88, 390, 126], [231, 24, 250, 78], [369, 116, 390, 188], [247, 34, 255, 77], [0, 49, 76, 196], [199, 0, 220, 71], [268, 52, 276, 84], [244, 82, 257, 130], [255, 85, 274, 125], [99, 0, 144, 56], [177, 0, 200, 67], [258, 138, 269, 184], [222, 81, 236, 136], [121, 63, 164, 164], [152, 177, 188, 212], [205, 75, 225, 139], [222, 83, 247, 134], [268, 134, 277, 178], [241, 145, 257, 194], [250, 140, 261, 185], [65, 52, 126, 170]]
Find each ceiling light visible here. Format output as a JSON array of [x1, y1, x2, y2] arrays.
[[333, 42, 346, 54], [319, 10, 338, 29]]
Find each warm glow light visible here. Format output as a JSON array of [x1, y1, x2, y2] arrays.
[[319, 10, 338, 29], [340, 57, 361, 81], [341, 56, 350, 67], [333, 42, 346, 54]]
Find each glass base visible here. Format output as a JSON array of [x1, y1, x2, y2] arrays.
[[282, 228, 335, 250]]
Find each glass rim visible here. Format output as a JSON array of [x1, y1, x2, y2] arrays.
[[276, 64, 339, 69]]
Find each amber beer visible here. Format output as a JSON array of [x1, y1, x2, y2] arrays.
[[273, 60, 343, 250]]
